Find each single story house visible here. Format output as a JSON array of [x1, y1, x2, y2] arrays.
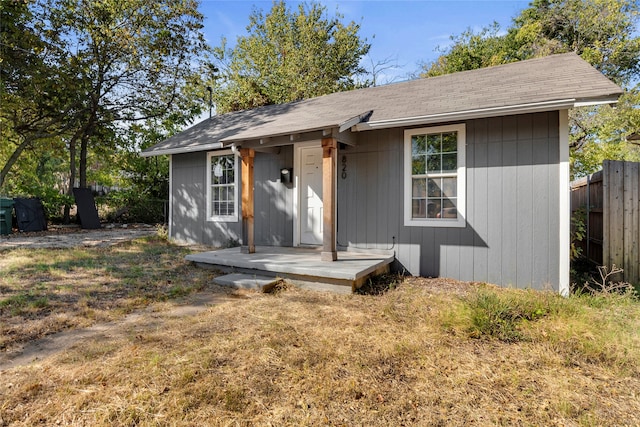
[[142, 53, 622, 294]]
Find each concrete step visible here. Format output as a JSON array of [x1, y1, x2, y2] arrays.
[[214, 273, 280, 292]]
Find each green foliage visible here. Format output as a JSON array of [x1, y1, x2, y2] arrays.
[[0, 290, 49, 316], [211, 1, 370, 113], [422, 22, 521, 78], [0, 0, 74, 190], [463, 288, 560, 342], [98, 190, 167, 224], [1, 0, 209, 220], [424, 0, 640, 87], [420, 0, 640, 178], [513, 0, 640, 86], [570, 88, 640, 178], [1, 151, 72, 220], [92, 118, 184, 224], [570, 207, 587, 261]]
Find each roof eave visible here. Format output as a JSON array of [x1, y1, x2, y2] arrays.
[[140, 142, 224, 157], [353, 97, 619, 132], [219, 110, 374, 146]]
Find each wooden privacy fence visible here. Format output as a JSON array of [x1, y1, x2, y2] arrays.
[[570, 160, 640, 286]]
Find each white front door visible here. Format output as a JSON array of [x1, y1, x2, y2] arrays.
[[299, 146, 323, 245]]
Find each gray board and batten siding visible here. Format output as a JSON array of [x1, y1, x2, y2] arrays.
[[338, 111, 561, 291], [170, 111, 562, 291], [171, 146, 294, 247]]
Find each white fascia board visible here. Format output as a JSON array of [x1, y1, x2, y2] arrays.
[[139, 142, 223, 157], [339, 110, 373, 133], [353, 99, 578, 131], [573, 97, 620, 107]]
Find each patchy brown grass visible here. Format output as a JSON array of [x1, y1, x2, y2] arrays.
[[1, 259, 639, 426], [0, 235, 218, 352]]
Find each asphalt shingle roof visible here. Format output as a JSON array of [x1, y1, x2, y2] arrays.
[[143, 53, 622, 156]]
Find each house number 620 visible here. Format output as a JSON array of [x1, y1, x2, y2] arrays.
[[341, 155, 347, 179]]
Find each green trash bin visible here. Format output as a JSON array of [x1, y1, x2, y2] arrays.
[[0, 197, 14, 235]]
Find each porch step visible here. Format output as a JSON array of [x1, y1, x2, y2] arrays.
[[214, 273, 280, 292]]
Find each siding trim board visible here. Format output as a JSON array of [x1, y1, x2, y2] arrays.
[[559, 110, 570, 296], [168, 155, 173, 239]]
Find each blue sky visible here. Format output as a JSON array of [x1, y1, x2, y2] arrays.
[[198, 0, 531, 82]]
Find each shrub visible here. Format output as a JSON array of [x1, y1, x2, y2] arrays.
[[97, 190, 167, 224]]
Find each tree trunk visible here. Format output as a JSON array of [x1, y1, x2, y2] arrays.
[[63, 138, 77, 224], [79, 134, 88, 188], [0, 136, 30, 191]]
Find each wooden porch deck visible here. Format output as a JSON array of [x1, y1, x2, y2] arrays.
[[185, 246, 395, 292]]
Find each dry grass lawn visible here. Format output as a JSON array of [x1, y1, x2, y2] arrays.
[[0, 235, 216, 352], [1, 238, 639, 426]]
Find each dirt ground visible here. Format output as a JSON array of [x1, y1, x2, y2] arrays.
[[0, 224, 157, 250], [0, 290, 234, 372]]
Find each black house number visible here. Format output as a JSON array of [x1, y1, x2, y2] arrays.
[[341, 155, 347, 179]]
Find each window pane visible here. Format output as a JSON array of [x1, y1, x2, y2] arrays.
[[441, 132, 457, 153], [412, 135, 426, 155], [426, 134, 440, 154], [442, 177, 457, 197], [412, 179, 426, 197], [427, 199, 441, 218], [412, 199, 426, 218], [406, 127, 463, 224], [427, 154, 441, 172], [442, 198, 458, 218], [427, 178, 441, 197], [412, 155, 426, 175], [210, 154, 237, 218], [441, 153, 457, 173]]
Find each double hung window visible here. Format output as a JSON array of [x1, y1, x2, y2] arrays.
[[207, 150, 239, 222], [404, 124, 465, 227]]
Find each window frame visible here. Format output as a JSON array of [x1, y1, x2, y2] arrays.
[[403, 124, 466, 228], [206, 150, 239, 222]]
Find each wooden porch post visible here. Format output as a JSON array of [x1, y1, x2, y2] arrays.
[[240, 148, 255, 254], [321, 137, 337, 261]]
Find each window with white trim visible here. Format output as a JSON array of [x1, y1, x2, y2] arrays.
[[207, 150, 239, 222], [404, 124, 466, 227]]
